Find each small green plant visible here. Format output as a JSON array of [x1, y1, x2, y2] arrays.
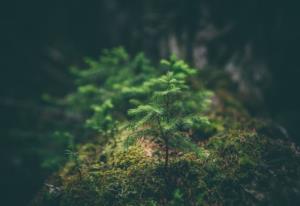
[[85, 99, 118, 138], [128, 57, 212, 168], [56, 47, 158, 141]]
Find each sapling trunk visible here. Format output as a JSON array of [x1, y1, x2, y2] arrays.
[[165, 138, 169, 169]]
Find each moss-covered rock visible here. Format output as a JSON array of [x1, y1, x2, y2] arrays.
[[32, 91, 300, 206], [32, 50, 300, 205]]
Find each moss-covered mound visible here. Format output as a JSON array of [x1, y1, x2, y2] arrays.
[[32, 48, 300, 206], [33, 96, 300, 205]]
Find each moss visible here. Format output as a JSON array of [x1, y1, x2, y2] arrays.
[[33, 129, 300, 206]]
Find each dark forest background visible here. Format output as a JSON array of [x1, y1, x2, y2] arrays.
[[1, 0, 300, 205]]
